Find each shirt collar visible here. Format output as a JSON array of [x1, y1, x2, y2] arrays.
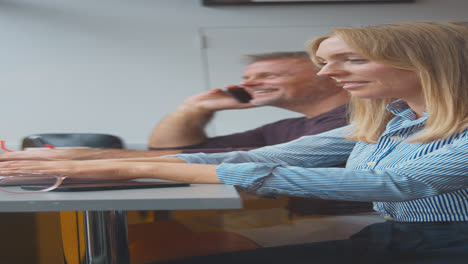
[[386, 99, 428, 121]]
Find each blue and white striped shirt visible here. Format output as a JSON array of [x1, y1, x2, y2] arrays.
[[175, 100, 468, 222]]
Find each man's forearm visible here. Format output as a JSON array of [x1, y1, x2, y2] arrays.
[[79, 149, 182, 160], [105, 156, 185, 163], [148, 106, 214, 148], [0, 149, 181, 162]]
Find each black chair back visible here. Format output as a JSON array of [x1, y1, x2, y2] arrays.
[[21, 133, 124, 149]]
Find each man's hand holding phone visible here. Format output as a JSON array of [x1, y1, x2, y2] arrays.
[[181, 85, 255, 113], [148, 85, 256, 148], [221, 86, 252, 103]]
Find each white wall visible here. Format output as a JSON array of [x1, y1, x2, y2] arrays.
[[0, 0, 466, 150]]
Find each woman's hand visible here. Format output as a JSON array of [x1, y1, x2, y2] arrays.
[[0, 160, 136, 181], [0, 159, 221, 183]]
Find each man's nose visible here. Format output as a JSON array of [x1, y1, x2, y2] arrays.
[[239, 78, 261, 86]]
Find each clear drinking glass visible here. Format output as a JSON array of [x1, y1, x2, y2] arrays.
[[0, 140, 65, 193], [0, 173, 67, 193]]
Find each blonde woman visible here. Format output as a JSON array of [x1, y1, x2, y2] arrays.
[[2, 21, 468, 263]]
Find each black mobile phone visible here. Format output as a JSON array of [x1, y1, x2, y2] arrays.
[[222, 86, 252, 103]]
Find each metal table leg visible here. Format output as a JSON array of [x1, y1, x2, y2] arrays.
[[82, 211, 130, 264]]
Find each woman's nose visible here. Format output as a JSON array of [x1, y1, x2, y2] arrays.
[[317, 64, 343, 77]]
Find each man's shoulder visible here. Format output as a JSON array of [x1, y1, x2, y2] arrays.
[[314, 104, 348, 118], [259, 105, 348, 128], [257, 116, 307, 129]]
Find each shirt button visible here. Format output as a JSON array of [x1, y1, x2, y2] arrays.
[[366, 161, 376, 166]]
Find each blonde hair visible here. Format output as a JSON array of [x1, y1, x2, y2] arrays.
[[308, 21, 468, 143]]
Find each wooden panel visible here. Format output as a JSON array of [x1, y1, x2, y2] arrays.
[[0, 213, 38, 264]]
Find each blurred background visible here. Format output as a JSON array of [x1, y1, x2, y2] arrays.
[[0, 0, 465, 150], [1, 1, 467, 263]]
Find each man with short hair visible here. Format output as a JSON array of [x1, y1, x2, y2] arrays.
[[0, 52, 349, 159], [0, 52, 350, 160], [148, 51, 350, 152]]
